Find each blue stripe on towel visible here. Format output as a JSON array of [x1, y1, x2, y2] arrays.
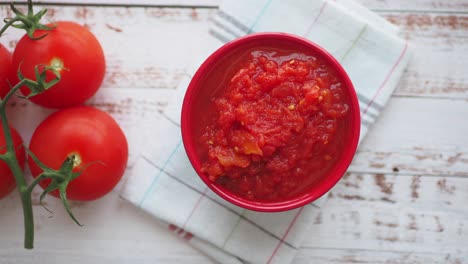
[[139, 140, 183, 207], [248, 0, 274, 33]]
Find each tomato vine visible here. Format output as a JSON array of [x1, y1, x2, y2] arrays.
[[0, 0, 84, 249]]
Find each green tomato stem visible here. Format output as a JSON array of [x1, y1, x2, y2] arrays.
[[0, 80, 35, 249], [27, 174, 45, 194], [1, 0, 64, 250], [21, 192, 34, 249], [0, 17, 19, 38]]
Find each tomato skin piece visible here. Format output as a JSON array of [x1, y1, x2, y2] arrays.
[[0, 126, 26, 199], [28, 106, 128, 201], [11, 21, 106, 108], [0, 44, 13, 99]]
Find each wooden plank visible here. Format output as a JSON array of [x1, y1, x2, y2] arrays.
[[1, 98, 466, 260], [2, 74, 464, 259], [1, 5, 465, 176], [0, 2, 465, 264], [4, 88, 173, 171], [384, 13, 468, 99], [4, 88, 466, 186], [1, 171, 467, 262], [2, 89, 465, 180], [302, 173, 468, 255], [3, 0, 468, 12], [0, 6, 468, 99], [0, 192, 215, 264], [1, 7, 467, 100], [4, 88, 467, 178], [0, 5, 215, 90], [1, 88, 466, 258], [352, 97, 468, 176], [0, 0, 220, 7], [4, 89, 467, 246], [295, 248, 467, 264], [356, 0, 468, 12]]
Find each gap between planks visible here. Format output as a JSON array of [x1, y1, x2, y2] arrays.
[[2, 1, 468, 15], [346, 170, 468, 179], [297, 246, 462, 256]]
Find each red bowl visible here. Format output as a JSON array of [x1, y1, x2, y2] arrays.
[[181, 32, 360, 212]]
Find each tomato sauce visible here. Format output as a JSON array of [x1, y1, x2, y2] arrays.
[[197, 47, 351, 202]]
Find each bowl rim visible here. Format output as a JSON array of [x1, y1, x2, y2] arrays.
[[181, 32, 361, 212]]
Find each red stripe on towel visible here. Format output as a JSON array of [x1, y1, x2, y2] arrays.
[[266, 206, 305, 264], [182, 187, 209, 229], [304, 1, 328, 36]]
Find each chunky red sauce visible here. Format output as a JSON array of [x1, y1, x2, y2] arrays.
[[199, 49, 350, 202]]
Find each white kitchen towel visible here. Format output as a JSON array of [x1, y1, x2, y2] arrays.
[[122, 0, 411, 263]]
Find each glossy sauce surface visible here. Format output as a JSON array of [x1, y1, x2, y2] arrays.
[[197, 47, 351, 202]]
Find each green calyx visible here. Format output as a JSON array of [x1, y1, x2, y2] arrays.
[[26, 148, 83, 226], [14, 63, 62, 99], [0, 0, 55, 40]]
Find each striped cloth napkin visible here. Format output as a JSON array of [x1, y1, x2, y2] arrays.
[[121, 0, 411, 263]]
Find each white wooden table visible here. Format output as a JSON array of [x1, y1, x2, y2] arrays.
[[0, 1, 467, 263]]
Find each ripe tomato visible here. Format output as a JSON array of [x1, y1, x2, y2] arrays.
[[0, 125, 26, 199], [11, 21, 105, 108], [28, 106, 128, 201], [0, 44, 12, 99]]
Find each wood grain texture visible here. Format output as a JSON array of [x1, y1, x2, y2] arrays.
[[304, 173, 468, 252], [295, 248, 467, 264], [0, 5, 215, 91], [6, 88, 466, 179], [0, 192, 216, 264], [2, 91, 467, 263], [353, 97, 468, 177], [3, 0, 468, 12], [385, 13, 468, 99], [296, 173, 468, 263], [2, 169, 467, 263], [0, 0, 220, 7], [2, 6, 467, 100], [356, 0, 468, 12], [0, 1, 466, 264]]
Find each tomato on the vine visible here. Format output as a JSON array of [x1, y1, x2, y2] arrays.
[[28, 106, 128, 201], [0, 44, 12, 99], [11, 21, 105, 108], [0, 125, 25, 199]]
